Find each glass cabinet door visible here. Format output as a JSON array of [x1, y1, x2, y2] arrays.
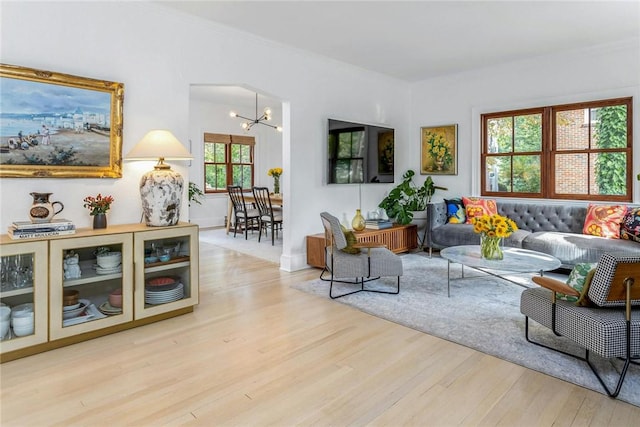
[[49, 233, 133, 340], [134, 225, 199, 320], [0, 240, 48, 353]]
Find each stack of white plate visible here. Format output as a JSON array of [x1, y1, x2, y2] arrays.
[[94, 251, 123, 275], [145, 282, 184, 305], [94, 264, 122, 275], [98, 301, 122, 315], [62, 299, 91, 320]]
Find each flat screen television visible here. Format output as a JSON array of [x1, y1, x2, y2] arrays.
[[327, 118, 394, 184]]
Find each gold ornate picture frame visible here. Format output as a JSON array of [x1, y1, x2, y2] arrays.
[[0, 63, 124, 178], [420, 124, 458, 175]]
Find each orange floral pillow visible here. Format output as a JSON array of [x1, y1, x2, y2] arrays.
[[462, 197, 498, 224], [582, 204, 627, 239]]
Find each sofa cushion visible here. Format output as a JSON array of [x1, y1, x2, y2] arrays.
[[621, 206, 640, 243], [431, 223, 480, 247], [582, 204, 627, 239], [462, 197, 497, 224], [444, 198, 466, 224], [521, 231, 638, 266], [503, 229, 530, 248]]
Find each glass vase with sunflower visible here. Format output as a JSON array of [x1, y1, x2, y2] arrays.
[[471, 214, 518, 260]]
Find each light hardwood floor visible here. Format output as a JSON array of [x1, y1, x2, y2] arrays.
[[1, 240, 639, 426]]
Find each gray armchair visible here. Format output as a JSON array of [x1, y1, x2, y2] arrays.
[[319, 212, 403, 299], [520, 253, 640, 397]]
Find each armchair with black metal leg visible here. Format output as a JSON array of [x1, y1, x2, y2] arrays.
[[227, 185, 260, 240], [252, 186, 283, 246], [319, 212, 403, 299], [520, 253, 640, 398]]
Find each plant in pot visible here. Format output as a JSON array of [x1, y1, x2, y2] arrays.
[[378, 169, 447, 225], [188, 182, 204, 206]]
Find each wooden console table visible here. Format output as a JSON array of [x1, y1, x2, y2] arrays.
[[306, 224, 418, 268]]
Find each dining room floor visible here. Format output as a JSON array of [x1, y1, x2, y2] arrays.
[[198, 226, 282, 264]]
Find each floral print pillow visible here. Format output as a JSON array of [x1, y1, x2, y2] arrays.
[[582, 204, 627, 239], [462, 197, 497, 224], [620, 207, 640, 243], [556, 262, 598, 302]]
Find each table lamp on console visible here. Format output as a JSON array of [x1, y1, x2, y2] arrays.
[[125, 130, 193, 226]]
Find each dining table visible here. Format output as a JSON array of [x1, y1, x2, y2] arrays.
[[225, 192, 283, 234]]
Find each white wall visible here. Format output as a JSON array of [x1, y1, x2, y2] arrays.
[[410, 39, 640, 205], [0, 1, 410, 271]]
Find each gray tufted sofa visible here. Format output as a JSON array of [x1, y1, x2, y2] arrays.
[[427, 201, 640, 268]]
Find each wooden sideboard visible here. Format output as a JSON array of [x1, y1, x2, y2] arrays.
[[306, 224, 418, 268], [0, 222, 199, 362]]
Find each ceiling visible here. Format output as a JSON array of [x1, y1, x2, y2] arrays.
[[158, 0, 639, 83]]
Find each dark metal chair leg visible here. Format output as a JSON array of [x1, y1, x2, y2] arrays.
[[524, 316, 638, 398]]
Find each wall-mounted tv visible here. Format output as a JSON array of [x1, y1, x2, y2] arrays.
[[327, 118, 394, 184]]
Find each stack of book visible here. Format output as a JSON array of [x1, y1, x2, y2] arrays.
[[8, 219, 76, 240], [365, 219, 393, 229]]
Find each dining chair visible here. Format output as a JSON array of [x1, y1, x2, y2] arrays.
[[252, 186, 283, 245], [227, 185, 260, 240]]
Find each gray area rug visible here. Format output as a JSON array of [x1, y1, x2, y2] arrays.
[[292, 252, 640, 407]]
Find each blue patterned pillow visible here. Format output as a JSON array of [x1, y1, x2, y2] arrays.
[[444, 198, 466, 224], [620, 207, 640, 243]]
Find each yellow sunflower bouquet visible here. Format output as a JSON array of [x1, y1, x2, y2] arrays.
[[268, 167, 283, 194], [471, 214, 518, 260]]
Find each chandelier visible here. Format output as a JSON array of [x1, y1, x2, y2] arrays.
[[229, 93, 282, 132]]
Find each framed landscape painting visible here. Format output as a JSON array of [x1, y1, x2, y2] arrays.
[[0, 64, 124, 178], [420, 124, 457, 175]]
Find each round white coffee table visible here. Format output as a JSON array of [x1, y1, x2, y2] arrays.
[[440, 245, 562, 297]]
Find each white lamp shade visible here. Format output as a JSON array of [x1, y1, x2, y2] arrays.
[[125, 129, 192, 227], [125, 130, 193, 160]]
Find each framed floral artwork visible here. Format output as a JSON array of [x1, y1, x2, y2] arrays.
[[377, 130, 394, 175], [420, 124, 457, 175], [0, 63, 124, 178]]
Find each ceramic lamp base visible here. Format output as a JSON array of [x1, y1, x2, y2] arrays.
[[139, 167, 183, 226]]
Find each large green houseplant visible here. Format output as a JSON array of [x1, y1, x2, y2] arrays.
[[378, 169, 447, 225]]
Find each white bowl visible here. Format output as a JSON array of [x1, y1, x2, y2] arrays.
[[63, 302, 81, 311], [12, 325, 34, 337], [0, 319, 10, 339], [0, 306, 10, 321], [62, 299, 90, 320], [96, 252, 122, 268], [11, 303, 33, 315], [12, 309, 34, 318], [11, 314, 34, 328]]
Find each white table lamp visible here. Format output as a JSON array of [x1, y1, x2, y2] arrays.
[[125, 130, 193, 226]]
